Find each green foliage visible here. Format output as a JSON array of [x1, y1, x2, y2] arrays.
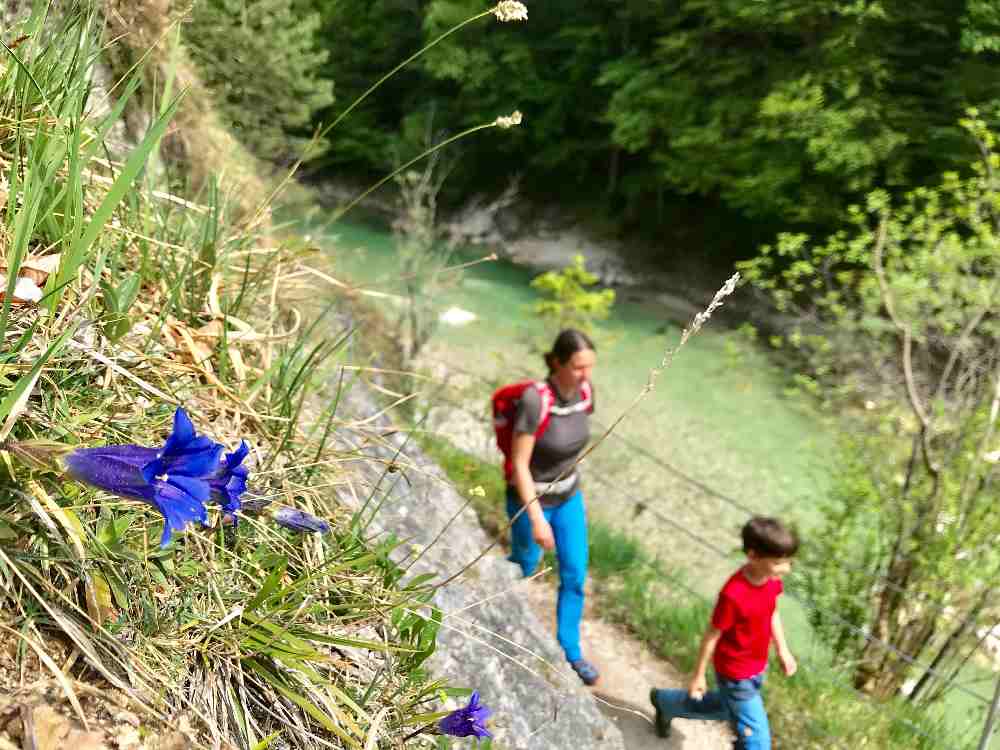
[[420, 0, 618, 184], [962, 1, 1000, 53], [740, 112, 1000, 703], [184, 0, 334, 163], [303, 0, 1000, 240], [530, 255, 615, 333], [587, 521, 641, 577], [600, 0, 980, 223], [99, 271, 141, 343], [306, 0, 429, 170]]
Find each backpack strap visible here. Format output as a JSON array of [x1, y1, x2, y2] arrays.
[[547, 380, 594, 416], [580, 380, 593, 414], [533, 381, 555, 441]]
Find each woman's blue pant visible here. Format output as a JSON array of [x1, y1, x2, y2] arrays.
[[506, 488, 588, 662]]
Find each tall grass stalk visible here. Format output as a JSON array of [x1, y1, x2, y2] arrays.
[[323, 8, 501, 136], [260, 3, 526, 227]]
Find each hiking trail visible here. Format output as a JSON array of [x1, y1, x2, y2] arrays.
[[519, 577, 733, 750]]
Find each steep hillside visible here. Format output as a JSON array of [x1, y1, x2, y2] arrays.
[[0, 4, 627, 749]]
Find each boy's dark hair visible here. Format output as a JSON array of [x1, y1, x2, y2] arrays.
[[742, 516, 799, 557]]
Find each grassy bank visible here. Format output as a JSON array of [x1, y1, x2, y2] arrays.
[[417, 433, 964, 750], [0, 8, 456, 748]]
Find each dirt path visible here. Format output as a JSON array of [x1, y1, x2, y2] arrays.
[[519, 578, 733, 750]]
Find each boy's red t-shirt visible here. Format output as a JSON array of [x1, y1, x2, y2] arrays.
[[711, 568, 783, 679]]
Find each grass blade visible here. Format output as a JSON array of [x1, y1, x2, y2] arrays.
[[47, 93, 185, 311], [0, 324, 77, 441]]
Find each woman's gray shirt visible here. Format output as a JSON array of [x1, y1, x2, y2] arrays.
[[512, 380, 592, 505]]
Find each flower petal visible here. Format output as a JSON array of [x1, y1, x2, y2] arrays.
[[225, 440, 249, 469], [142, 409, 224, 484], [65, 447, 159, 501], [209, 441, 250, 514], [152, 475, 211, 547], [438, 691, 492, 739], [162, 407, 196, 455]]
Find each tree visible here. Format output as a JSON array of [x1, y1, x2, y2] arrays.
[[419, 0, 624, 195], [740, 111, 1000, 702], [530, 255, 615, 333], [299, 1, 1000, 244], [305, 0, 431, 172], [391, 151, 456, 366], [601, 1, 1000, 225], [183, 0, 334, 164]]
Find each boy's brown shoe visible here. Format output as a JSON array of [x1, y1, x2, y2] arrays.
[[649, 688, 671, 738]]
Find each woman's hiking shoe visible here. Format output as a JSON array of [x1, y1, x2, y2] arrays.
[[570, 658, 600, 686], [649, 688, 671, 738]]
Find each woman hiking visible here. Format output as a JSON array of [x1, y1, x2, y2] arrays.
[[502, 328, 599, 685]]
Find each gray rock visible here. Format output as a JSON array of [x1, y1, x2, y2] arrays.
[[332, 374, 625, 750], [503, 234, 640, 289]]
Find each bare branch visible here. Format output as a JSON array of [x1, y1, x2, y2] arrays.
[[958, 362, 1000, 532], [933, 307, 989, 403], [872, 215, 938, 475]]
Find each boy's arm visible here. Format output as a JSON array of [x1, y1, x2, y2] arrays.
[[689, 626, 723, 699], [771, 610, 797, 676]]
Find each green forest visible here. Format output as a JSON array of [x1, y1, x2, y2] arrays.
[[187, 0, 1000, 255]]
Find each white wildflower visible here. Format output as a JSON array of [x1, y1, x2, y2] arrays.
[[494, 110, 523, 129], [493, 1, 528, 22], [984, 448, 1000, 463]]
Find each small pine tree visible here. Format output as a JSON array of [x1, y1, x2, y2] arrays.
[[183, 0, 334, 164], [530, 254, 615, 333]]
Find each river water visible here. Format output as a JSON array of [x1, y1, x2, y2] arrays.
[[313, 217, 830, 580]]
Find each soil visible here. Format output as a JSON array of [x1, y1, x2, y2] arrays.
[[518, 577, 733, 750]]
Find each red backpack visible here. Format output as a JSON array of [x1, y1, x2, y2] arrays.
[[491, 379, 593, 481]]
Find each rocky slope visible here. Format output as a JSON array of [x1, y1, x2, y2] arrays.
[[331, 370, 625, 750]]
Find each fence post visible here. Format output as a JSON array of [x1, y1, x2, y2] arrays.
[[978, 674, 1000, 750]]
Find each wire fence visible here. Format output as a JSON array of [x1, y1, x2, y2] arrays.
[[591, 417, 1000, 639], [419, 370, 999, 640]]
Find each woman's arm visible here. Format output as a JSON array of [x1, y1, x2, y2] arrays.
[[511, 431, 555, 550]]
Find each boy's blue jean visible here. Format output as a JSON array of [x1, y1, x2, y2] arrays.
[[651, 672, 770, 750], [506, 487, 587, 663]]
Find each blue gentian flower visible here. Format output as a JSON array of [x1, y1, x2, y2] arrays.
[[64, 408, 226, 547], [438, 691, 492, 740], [270, 506, 331, 534], [209, 440, 250, 516]]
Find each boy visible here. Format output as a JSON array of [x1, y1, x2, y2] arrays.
[[649, 517, 799, 750]]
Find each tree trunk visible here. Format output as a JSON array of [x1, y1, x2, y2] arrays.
[[607, 147, 620, 196]]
